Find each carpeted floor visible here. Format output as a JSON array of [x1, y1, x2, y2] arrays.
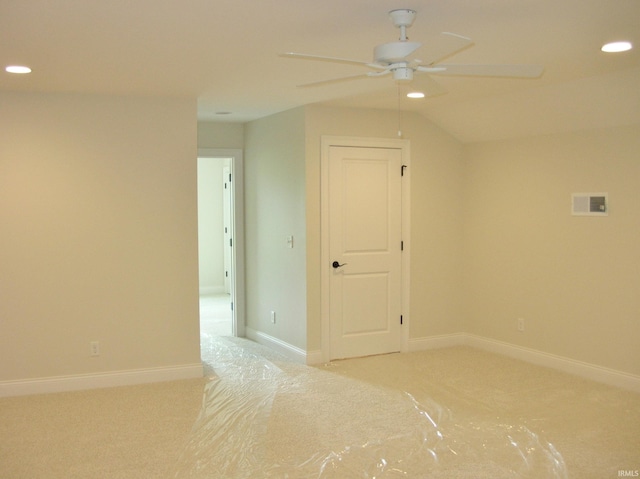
[[0, 378, 205, 478], [2, 336, 639, 478], [176, 337, 640, 479], [199, 293, 232, 338], [0, 294, 229, 479]]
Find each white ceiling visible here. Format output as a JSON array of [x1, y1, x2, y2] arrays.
[[2, 0, 639, 142]]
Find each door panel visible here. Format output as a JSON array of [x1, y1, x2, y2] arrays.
[[329, 146, 402, 360], [343, 159, 390, 252], [342, 273, 390, 334]]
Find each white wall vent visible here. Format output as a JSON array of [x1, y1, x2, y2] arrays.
[[572, 193, 608, 216]]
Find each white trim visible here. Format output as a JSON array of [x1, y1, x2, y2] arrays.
[[320, 136, 410, 363], [400, 141, 411, 353], [237, 329, 640, 392], [197, 148, 245, 338], [0, 363, 204, 398], [320, 139, 331, 363], [465, 335, 640, 393], [245, 328, 308, 364], [408, 333, 640, 393]]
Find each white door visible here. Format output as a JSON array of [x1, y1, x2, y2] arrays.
[[328, 145, 403, 360]]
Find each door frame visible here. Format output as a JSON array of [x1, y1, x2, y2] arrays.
[[197, 148, 246, 338], [222, 165, 232, 294], [320, 136, 410, 362]]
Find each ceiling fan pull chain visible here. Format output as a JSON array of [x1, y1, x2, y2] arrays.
[[397, 85, 403, 138]]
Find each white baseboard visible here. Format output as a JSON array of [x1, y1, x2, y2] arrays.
[[408, 333, 640, 393], [243, 330, 640, 391], [244, 328, 310, 364], [465, 334, 640, 393], [0, 363, 204, 398]]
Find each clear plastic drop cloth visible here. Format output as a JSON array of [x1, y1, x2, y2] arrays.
[[172, 337, 567, 478]]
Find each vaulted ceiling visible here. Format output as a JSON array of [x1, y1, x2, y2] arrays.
[[2, 0, 638, 142]]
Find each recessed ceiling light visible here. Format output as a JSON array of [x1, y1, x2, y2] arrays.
[[5, 65, 32, 74], [407, 91, 425, 99], [601, 41, 632, 53]]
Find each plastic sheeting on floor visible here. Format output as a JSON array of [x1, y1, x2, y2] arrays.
[[172, 337, 567, 478]]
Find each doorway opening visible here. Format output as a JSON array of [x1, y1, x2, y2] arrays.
[[197, 149, 245, 353]]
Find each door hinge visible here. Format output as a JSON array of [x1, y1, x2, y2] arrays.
[[229, 173, 232, 182], [401, 165, 407, 176], [401, 240, 404, 251], [400, 315, 403, 325], [230, 238, 233, 247]]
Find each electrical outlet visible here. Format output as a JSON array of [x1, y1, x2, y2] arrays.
[[270, 311, 276, 324], [90, 341, 100, 357], [517, 318, 525, 332]]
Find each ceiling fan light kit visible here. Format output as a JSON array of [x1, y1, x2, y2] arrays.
[[281, 7, 544, 94], [391, 66, 414, 81]]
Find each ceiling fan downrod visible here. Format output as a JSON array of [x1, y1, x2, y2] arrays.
[[389, 9, 417, 41]]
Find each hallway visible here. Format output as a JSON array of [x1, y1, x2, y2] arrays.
[[200, 293, 232, 336], [200, 293, 233, 377]]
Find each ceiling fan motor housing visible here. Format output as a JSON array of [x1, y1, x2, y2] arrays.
[[374, 41, 421, 64]]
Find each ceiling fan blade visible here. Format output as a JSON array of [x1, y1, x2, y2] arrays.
[[280, 52, 378, 68], [296, 72, 376, 88], [410, 74, 448, 97], [432, 63, 544, 78], [416, 32, 473, 65]]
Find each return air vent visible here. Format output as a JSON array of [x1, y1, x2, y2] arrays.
[[572, 193, 608, 216]]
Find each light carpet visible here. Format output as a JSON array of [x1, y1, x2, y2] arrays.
[[2, 336, 639, 478], [175, 337, 640, 478], [0, 378, 205, 478]]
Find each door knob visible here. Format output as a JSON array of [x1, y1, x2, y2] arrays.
[[332, 261, 347, 269]]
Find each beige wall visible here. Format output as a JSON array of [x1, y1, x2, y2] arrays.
[[198, 121, 244, 149], [203, 109, 464, 355], [244, 108, 308, 349], [206, 113, 638, 380], [8, 92, 635, 388], [463, 125, 640, 375], [0, 92, 201, 381]]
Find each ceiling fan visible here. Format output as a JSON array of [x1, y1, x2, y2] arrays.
[[281, 9, 543, 96]]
